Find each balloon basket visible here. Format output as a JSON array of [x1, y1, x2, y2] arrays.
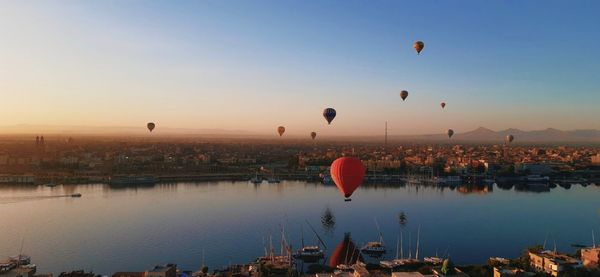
[[344, 198, 352, 202]]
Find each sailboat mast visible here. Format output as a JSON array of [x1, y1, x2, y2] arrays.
[[408, 231, 412, 259], [400, 231, 404, 259], [301, 225, 305, 248], [395, 235, 399, 260], [593, 229, 596, 248], [415, 225, 421, 260]]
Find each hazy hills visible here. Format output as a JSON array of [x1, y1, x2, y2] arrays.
[[2, 124, 600, 143], [401, 127, 600, 143]]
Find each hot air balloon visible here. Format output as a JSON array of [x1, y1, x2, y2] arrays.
[[311, 132, 317, 140], [447, 129, 454, 138], [441, 102, 446, 109], [147, 122, 155, 132], [400, 90, 409, 101], [413, 41, 424, 55], [330, 157, 366, 201], [323, 108, 337, 125], [277, 126, 285, 137], [506, 134, 514, 143]]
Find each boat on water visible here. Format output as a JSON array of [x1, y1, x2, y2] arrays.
[[295, 221, 326, 262], [361, 219, 386, 256], [9, 255, 31, 266], [45, 183, 57, 188], [524, 175, 550, 183], [424, 256, 444, 265], [250, 173, 262, 184], [267, 176, 281, 183], [109, 175, 157, 186], [71, 193, 82, 198]]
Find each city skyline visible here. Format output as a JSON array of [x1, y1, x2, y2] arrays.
[[1, 1, 600, 136]]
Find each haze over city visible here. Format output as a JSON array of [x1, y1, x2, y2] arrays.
[[1, 1, 599, 136]]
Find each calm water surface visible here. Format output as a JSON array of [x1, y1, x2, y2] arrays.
[[2, 181, 600, 274]]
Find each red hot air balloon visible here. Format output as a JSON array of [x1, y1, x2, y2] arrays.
[[323, 108, 337, 125], [330, 157, 366, 201], [441, 102, 446, 109], [277, 126, 285, 137]]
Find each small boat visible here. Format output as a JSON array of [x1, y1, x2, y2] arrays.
[[362, 218, 386, 256], [267, 177, 281, 184], [295, 220, 326, 261], [424, 256, 444, 265], [71, 193, 82, 198], [250, 173, 262, 184], [45, 183, 57, 188], [361, 241, 386, 256], [295, 246, 324, 261]]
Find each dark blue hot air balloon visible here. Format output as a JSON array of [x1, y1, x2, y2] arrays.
[[323, 108, 336, 125]]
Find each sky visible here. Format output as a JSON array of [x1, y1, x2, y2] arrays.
[[1, 0, 599, 136]]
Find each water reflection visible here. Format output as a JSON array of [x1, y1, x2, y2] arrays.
[[321, 207, 336, 236], [329, 233, 362, 268], [1, 180, 600, 275]]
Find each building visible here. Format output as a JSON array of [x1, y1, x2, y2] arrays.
[[591, 154, 600, 165], [493, 267, 534, 277], [528, 251, 582, 276], [581, 247, 600, 268], [145, 264, 177, 277], [112, 273, 145, 277], [0, 175, 35, 184], [58, 271, 99, 277]]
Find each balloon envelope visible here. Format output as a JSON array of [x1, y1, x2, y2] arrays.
[[323, 108, 337, 124], [311, 132, 317, 140], [330, 157, 366, 199], [400, 90, 409, 101], [413, 41, 424, 54], [147, 122, 155, 132], [277, 126, 285, 137], [506, 134, 514, 143], [441, 102, 446, 109], [447, 129, 454, 138]]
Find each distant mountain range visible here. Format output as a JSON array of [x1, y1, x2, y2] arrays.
[[399, 127, 600, 143]]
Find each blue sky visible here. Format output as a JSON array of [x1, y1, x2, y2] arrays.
[[1, 0, 599, 135]]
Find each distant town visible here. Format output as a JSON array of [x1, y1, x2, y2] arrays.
[[0, 135, 599, 189]]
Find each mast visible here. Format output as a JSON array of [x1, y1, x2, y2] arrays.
[[593, 229, 596, 248], [415, 225, 421, 261], [408, 231, 412, 259], [395, 235, 399, 259], [374, 218, 384, 244], [306, 220, 327, 249], [301, 225, 305, 248], [400, 231, 404, 259], [19, 238, 24, 264]]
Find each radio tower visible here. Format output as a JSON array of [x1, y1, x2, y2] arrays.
[[385, 121, 388, 149]]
